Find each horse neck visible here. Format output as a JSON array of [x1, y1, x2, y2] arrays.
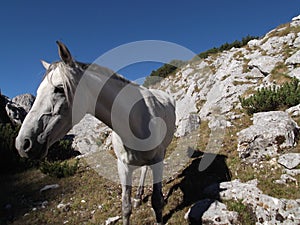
[[84, 71, 151, 138]]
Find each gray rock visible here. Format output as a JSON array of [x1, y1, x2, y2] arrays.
[[274, 174, 298, 185], [184, 199, 238, 224], [40, 184, 60, 193], [286, 50, 300, 66], [68, 114, 112, 155], [4, 94, 35, 125], [286, 104, 300, 117], [175, 113, 200, 137], [218, 179, 300, 225], [57, 202, 71, 212], [5, 101, 27, 125], [12, 94, 35, 113], [248, 55, 282, 75], [237, 111, 299, 162], [105, 216, 121, 225], [291, 15, 300, 27], [278, 153, 300, 169], [293, 33, 300, 48]]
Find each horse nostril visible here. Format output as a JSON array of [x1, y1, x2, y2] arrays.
[[23, 138, 32, 152]]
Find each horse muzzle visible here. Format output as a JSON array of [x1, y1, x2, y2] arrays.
[[15, 135, 48, 160]]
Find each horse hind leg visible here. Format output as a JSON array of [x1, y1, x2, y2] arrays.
[[133, 166, 148, 208], [151, 163, 164, 224]]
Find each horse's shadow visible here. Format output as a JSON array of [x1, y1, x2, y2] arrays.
[[163, 151, 231, 224]]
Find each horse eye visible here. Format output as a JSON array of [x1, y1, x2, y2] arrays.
[[54, 86, 65, 94]]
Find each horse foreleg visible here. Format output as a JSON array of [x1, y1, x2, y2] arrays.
[[118, 160, 133, 225], [151, 163, 164, 225], [133, 166, 148, 208]]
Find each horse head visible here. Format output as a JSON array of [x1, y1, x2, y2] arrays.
[[15, 41, 83, 159]]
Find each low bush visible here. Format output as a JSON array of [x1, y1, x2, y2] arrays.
[[198, 35, 259, 59], [0, 122, 79, 174], [239, 78, 300, 114], [39, 159, 79, 178]]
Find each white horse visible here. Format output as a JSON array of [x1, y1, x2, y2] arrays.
[[15, 41, 176, 225]]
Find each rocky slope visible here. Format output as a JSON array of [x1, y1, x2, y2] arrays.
[[153, 15, 300, 224], [2, 15, 300, 224]]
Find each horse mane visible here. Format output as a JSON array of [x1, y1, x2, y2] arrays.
[[43, 60, 137, 105]]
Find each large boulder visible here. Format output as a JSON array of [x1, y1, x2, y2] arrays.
[[237, 111, 299, 162], [68, 114, 112, 155], [5, 101, 27, 125], [4, 94, 35, 125], [12, 94, 35, 113], [175, 113, 200, 137], [218, 179, 300, 225], [184, 199, 238, 224]]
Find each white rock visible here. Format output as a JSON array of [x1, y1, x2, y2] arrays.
[[40, 184, 60, 193], [278, 153, 300, 169], [105, 216, 121, 225], [286, 50, 300, 65], [216, 179, 300, 225], [237, 111, 299, 161], [175, 113, 200, 137], [248, 55, 282, 75], [291, 15, 300, 27], [185, 199, 238, 224]]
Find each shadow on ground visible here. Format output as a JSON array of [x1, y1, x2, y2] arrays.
[[163, 151, 231, 224]]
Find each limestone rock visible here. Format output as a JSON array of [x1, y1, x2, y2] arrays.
[[278, 153, 300, 169], [291, 15, 300, 27], [217, 179, 300, 225], [4, 94, 35, 125], [184, 199, 238, 224], [286, 50, 300, 66], [68, 114, 111, 155], [237, 111, 299, 161], [12, 94, 35, 113], [5, 101, 27, 125], [286, 104, 300, 117], [175, 113, 200, 137], [248, 55, 282, 75]]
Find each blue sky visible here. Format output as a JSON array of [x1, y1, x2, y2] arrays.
[[0, 0, 300, 98]]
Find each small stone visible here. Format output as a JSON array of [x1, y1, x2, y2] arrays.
[[57, 203, 71, 212], [105, 216, 121, 225], [278, 153, 300, 169]]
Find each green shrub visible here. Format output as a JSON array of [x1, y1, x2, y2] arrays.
[[46, 138, 80, 162], [143, 60, 186, 87], [0, 121, 79, 174], [240, 78, 300, 114], [0, 123, 35, 173], [40, 159, 79, 178], [198, 35, 259, 59]]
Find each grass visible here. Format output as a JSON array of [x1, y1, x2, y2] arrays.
[[224, 199, 256, 225], [1, 113, 300, 224], [269, 62, 292, 85], [267, 23, 300, 39]]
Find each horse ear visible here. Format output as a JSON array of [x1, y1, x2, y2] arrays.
[[56, 41, 75, 66], [41, 60, 50, 70]]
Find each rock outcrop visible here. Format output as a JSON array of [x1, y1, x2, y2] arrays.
[[12, 94, 35, 113], [218, 179, 300, 225], [237, 111, 299, 162]]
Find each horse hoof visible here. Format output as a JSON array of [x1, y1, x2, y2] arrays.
[[133, 198, 141, 208]]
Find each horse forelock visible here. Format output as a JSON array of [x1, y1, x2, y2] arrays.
[[42, 62, 79, 105]]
